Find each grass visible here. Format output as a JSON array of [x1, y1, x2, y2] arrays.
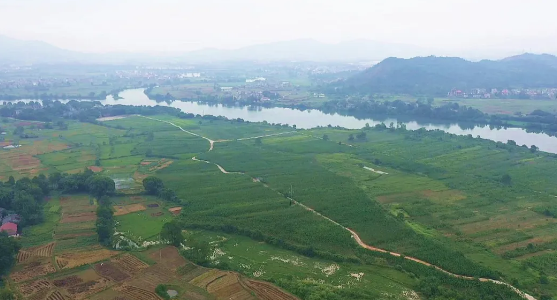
[[115, 207, 174, 242]]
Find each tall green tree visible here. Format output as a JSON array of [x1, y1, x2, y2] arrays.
[[87, 175, 115, 199], [143, 176, 164, 195], [161, 221, 183, 247], [0, 232, 20, 279], [96, 204, 114, 246]]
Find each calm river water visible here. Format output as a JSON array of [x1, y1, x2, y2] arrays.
[[11, 88, 557, 153]]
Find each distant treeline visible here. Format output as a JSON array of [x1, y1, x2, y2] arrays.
[[0, 89, 123, 101], [322, 98, 557, 137]]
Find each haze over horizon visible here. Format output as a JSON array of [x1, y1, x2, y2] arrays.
[[1, 0, 556, 58]]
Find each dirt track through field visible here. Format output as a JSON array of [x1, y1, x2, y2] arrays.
[[142, 115, 536, 300], [236, 131, 298, 141], [140, 116, 217, 151]]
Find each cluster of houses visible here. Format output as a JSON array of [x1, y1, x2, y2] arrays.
[[0, 208, 20, 237], [448, 88, 557, 99]]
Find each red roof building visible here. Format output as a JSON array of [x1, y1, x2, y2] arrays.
[[0, 222, 17, 236]]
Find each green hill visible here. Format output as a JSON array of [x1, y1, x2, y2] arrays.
[[345, 53, 557, 95]]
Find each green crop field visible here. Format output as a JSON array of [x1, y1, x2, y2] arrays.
[[4, 113, 555, 299]]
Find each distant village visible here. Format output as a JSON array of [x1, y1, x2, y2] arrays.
[[447, 88, 557, 99]]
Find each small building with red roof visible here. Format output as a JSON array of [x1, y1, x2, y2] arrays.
[[0, 222, 17, 236]]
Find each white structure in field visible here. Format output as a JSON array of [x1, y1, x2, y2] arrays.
[[246, 77, 266, 83]]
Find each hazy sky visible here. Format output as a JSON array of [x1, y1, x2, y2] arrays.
[[0, 0, 555, 54]]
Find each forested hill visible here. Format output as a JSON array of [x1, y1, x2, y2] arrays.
[[344, 53, 557, 95]]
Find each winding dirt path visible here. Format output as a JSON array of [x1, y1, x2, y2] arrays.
[[141, 115, 536, 300], [140, 116, 216, 151], [191, 157, 243, 174]]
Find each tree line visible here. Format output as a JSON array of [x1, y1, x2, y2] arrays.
[[322, 98, 557, 137]]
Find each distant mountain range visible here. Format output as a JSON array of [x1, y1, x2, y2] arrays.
[[0, 35, 430, 64], [345, 53, 557, 95]]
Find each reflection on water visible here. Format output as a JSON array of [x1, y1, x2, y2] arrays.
[[8, 88, 557, 153]]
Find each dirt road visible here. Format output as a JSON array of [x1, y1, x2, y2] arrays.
[[140, 116, 216, 151]]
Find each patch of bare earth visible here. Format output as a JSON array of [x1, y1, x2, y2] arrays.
[[88, 166, 103, 172], [169, 207, 182, 216], [113, 204, 147, 216], [60, 212, 97, 223]]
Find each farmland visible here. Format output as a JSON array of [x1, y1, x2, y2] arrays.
[[2, 113, 556, 299]]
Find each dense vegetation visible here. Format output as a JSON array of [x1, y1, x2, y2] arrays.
[[342, 54, 557, 95]]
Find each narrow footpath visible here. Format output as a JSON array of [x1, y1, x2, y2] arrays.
[[143, 115, 536, 300]]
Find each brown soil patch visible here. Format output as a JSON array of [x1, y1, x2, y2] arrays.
[[10, 154, 41, 171], [190, 269, 228, 288], [243, 279, 299, 300], [113, 203, 147, 216], [55, 249, 119, 270], [151, 212, 164, 217], [11, 260, 57, 283], [61, 212, 97, 223], [147, 246, 186, 269], [18, 242, 56, 263], [94, 262, 130, 282], [27, 140, 69, 155], [66, 277, 111, 299], [46, 290, 69, 300], [168, 207, 182, 216], [18, 279, 52, 297], [54, 275, 83, 287], [149, 160, 174, 172], [0, 141, 11, 147], [114, 285, 161, 300], [111, 254, 149, 274], [140, 161, 152, 166], [88, 166, 103, 172], [206, 272, 257, 300], [127, 263, 175, 292]]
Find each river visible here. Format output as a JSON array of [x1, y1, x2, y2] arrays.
[[10, 88, 557, 153]]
